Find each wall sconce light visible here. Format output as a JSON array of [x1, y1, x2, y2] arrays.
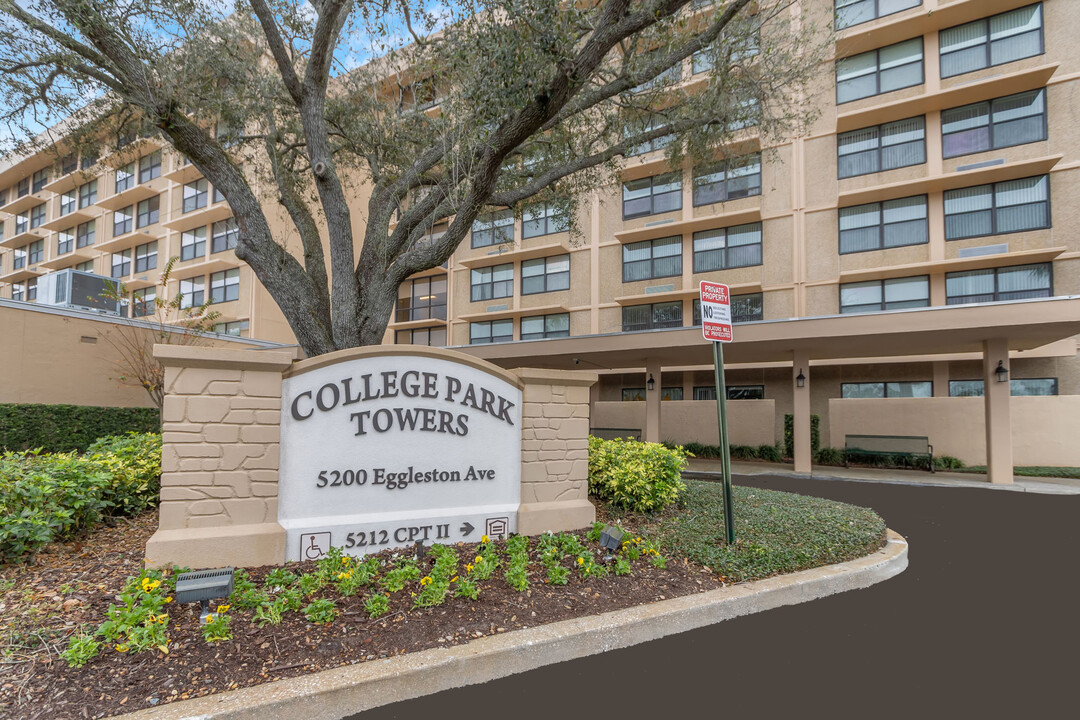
[[995, 360, 1009, 383], [796, 369, 806, 388], [647, 374, 656, 391]]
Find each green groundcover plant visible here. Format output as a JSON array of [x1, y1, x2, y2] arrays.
[[0, 432, 162, 563]]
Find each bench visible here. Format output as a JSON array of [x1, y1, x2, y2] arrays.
[[844, 434, 934, 473]]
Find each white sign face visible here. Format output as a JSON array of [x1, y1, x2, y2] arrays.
[[278, 352, 522, 561], [700, 281, 733, 343]]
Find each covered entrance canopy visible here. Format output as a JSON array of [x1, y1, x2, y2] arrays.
[[460, 297, 1080, 483]]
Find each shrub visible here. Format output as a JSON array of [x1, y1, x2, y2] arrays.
[[935, 455, 965, 470], [783, 414, 821, 458], [587, 436, 688, 512], [758, 444, 784, 463], [0, 404, 159, 453], [85, 433, 162, 515], [814, 447, 847, 466]]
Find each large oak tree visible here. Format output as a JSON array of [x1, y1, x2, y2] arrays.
[[0, 0, 827, 357]]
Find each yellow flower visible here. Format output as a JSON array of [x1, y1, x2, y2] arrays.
[[481, 535, 490, 544], [474, 556, 483, 565], [156, 614, 169, 623], [164, 596, 173, 603], [115, 644, 129, 653], [216, 604, 230, 613], [465, 563, 474, 573], [451, 576, 458, 582], [577, 557, 584, 565], [420, 576, 433, 586], [205, 614, 215, 624]]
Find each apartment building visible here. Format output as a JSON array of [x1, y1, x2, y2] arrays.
[[2, 0, 1079, 478]]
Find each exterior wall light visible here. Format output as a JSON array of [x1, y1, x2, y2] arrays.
[[995, 360, 1009, 383], [175, 568, 235, 622], [796, 369, 806, 388], [647, 374, 655, 391], [599, 525, 625, 553]]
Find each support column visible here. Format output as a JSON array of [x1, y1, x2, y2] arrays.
[[793, 350, 811, 474], [983, 339, 1014, 484], [932, 361, 949, 397], [644, 358, 662, 443]]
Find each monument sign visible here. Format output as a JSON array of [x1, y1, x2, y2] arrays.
[[278, 350, 523, 561]]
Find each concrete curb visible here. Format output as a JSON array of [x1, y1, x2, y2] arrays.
[[684, 468, 1080, 495], [119, 531, 907, 720]]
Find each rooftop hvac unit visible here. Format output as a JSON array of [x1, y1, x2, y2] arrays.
[[35, 269, 122, 315]]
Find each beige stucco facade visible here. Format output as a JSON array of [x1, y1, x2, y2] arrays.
[[3, 0, 1080, 480]]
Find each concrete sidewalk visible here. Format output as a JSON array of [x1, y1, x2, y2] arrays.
[[686, 458, 1080, 495]]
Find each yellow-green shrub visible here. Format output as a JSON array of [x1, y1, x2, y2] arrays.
[[85, 433, 162, 515], [587, 436, 689, 512]]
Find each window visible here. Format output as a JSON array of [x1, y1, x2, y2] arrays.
[[131, 287, 156, 317], [78, 180, 97, 208], [950, 378, 1058, 397], [692, 154, 761, 206], [940, 4, 1043, 78], [0, 188, 7, 205], [26, 278, 37, 302], [29, 203, 46, 230], [838, 116, 925, 178], [135, 241, 157, 272], [622, 173, 682, 219], [80, 152, 98, 170], [840, 276, 929, 313], [113, 206, 133, 237], [941, 89, 1047, 159], [183, 179, 208, 213], [214, 320, 250, 337], [630, 52, 682, 93], [395, 327, 447, 346], [76, 220, 95, 248], [12, 247, 26, 270], [60, 190, 76, 216], [27, 239, 43, 265], [396, 276, 447, 322], [210, 268, 240, 303], [75, 260, 94, 272], [520, 313, 570, 340], [57, 229, 74, 255], [692, 30, 760, 74], [60, 154, 77, 176], [31, 168, 49, 194], [842, 381, 932, 398], [522, 203, 569, 238], [944, 175, 1049, 240], [137, 196, 159, 228], [522, 254, 570, 295], [470, 263, 513, 302], [693, 293, 764, 323], [692, 223, 763, 272], [622, 301, 683, 331], [946, 262, 1051, 305], [111, 249, 131, 278], [213, 186, 225, 204], [836, 37, 923, 103], [471, 209, 514, 248], [731, 385, 765, 400], [836, 0, 921, 30], [139, 151, 161, 183], [14, 213, 28, 234], [180, 227, 206, 260], [469, 319, 513, 344], [839, 195, 928, 253], [16, 177, 29, 198], [212, 218, 238, 253], [625, 114, 675, 157], [11, 283, 25, 301], [115, 163, 135, 193], [179, 277, 205, 308], [623, 236, 682, 282], [622, 387, 683, 401]]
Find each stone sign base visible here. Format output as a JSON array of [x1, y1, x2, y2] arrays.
[[146, 345, 597, 569]]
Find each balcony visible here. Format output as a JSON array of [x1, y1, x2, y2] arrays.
[[837, 246, 1067, 284], [162, 161, 202, 185], [96, 183, 161, 212], [0, 264, 44, 283], [169, 255, 237, 280], [389, 314, 448, 330], [456, 303, 568, 323], [162, 203, 232, 233], [38, 207, 100, 232], [457, 241, 569, 269], [613, 280, 763, 306], [837, 154, 1062, 208], [613, 206, 762, 244], [42, 169, 95, 195], [0, 191, 51, 217], [38, 249, 96, 270], [101, 137, 165, 168], [836, 63, 1059, 133], [0, 227, 47, 249], [96, 226, 164, 254]]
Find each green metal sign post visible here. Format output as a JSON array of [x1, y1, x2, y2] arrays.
[[700, 280, 735, 544]]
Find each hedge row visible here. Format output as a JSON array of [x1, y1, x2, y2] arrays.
[[0, 404, 160, 453]]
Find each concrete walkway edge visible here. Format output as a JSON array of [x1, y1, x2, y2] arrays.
[[122, 530, 908, 720]]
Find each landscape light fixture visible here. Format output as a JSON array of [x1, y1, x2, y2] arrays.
[[796, 369, 806, 388], [599, 525, 625, 553], [647, 374, 656, 391], [175, 568, 235, 622], [995, 360, 1009, 383], [415, 540, 428, 560]]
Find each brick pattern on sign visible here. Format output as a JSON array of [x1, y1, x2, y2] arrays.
[[520, 381, 591, 505]]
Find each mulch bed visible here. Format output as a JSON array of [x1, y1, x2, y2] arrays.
[[0, 511, 726, 720]]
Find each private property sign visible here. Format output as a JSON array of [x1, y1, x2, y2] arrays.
[[278, 352, 522, 562], [700, 281, 733, 343]]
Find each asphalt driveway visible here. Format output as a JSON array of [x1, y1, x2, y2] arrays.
[[353, 476, 1079, 720]]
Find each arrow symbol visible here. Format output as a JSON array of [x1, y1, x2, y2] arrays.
[[459, 521, 475, 537]]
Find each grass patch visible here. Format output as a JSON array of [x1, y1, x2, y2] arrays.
[[953, 466, 1080, 479], [619, 480, 887, 582]]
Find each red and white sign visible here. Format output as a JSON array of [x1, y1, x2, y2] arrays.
[[700, 281, 733, 343]]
